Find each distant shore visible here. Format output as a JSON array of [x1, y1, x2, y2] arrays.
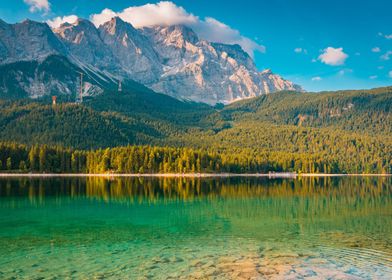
[[0, 173, 390, 178]]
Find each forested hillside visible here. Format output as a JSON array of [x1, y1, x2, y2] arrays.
[[0, 86, 391, 173], [220, 87, 392, 135]]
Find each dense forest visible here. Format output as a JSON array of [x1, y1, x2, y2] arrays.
[[0, 141, 390, 174], [0, 87, 391, 174]]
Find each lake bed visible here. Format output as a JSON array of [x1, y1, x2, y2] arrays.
[[0, 176, 391, 279]]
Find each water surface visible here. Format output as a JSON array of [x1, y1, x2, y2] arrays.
[[0, 177, 391, 279]]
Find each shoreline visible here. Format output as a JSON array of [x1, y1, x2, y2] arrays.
[[0, 173, 390, 178]]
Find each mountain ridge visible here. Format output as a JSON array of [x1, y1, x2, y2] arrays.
[[0, 17, 302, 104]]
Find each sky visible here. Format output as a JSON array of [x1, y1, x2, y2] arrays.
[[1, 0, 391, 91]]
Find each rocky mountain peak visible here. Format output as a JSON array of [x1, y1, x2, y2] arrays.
[[98, 17, 162, 84], [157, 25, 199, 45], [142, 24, 200, 54], [211, 43, 255, 70], [54, 18, 99, 43], [53, 18, 115, 69], [17, 19, 52, 33], [0, 17, 303, 104], [0, 19, 8, 28], [260, 69, 272, 75], [100, 17, 138, 36], [0, 19, 65, 64]]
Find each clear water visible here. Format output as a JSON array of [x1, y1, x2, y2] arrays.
[[0, 176, 391, 279]]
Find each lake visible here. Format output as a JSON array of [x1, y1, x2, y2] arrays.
[[0, 176, 391, 279]]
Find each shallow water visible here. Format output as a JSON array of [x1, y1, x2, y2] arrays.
[[0, 176, 391, 279]]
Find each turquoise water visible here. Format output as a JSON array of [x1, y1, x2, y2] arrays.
[[0, 176, 391, 279]]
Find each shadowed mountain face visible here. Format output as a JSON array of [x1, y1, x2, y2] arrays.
[[0, 19, 66, 64], [0, 17, 302, 105]]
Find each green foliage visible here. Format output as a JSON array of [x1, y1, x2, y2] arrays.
[[0, 86, 391, 173], [222, 87, 392, 135], [0, 142, 390, 174]]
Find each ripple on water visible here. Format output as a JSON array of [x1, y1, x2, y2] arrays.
[[0, 176, 392, 279]]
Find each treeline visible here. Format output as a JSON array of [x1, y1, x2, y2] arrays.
[[0, 142, 390, 174]]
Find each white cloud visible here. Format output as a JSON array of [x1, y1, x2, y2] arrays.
[[371, 47, 380, 53], [120, 2, 197, 28], [294, 47, 307, 54], [378, 32, 392, 39], [389, 71, 392, 78], [294, 48, 302, 53], [90, 1, 265, 57], [90, 2, 198, 30], [381, 51, 392, 61], [191, 17, 265, 56], [24, 0, 50, 13], [338, 69, 353, 76], [311, 76, 322, 81], [47, 15, 78, 28], [369, 75, 378, 80], [318, 47, 348, 66], [90, 9, 117, 28]]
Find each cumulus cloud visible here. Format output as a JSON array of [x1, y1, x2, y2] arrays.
[[369, 75, 378, 80], [371, 47, 380, 53], [191, 17, 265, 56], [121, 2, 197, 28], [389, 71, 392, 78], [90, 9, 118, 28], [90, 1, 265, 57], [311, 76, 322, 81], [380, 51, 392, 61], [47, 15, 78, 28], [24, 0, 50, 13], [318, 47, 348, 66]]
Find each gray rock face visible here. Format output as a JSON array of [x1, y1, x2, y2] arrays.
[[53, 18, 114, 69], [0, 19, 65, 64], [0, 55, 106, 99], [142, 25, 302, 104], [98, 17, 162, 84], [0, 17, 303, 104]]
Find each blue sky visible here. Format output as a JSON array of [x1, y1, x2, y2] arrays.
[[1, 0, 391, 91]]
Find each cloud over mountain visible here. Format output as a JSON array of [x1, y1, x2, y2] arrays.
[[47, 15, 78, 28], [90, 1, 265, 57]]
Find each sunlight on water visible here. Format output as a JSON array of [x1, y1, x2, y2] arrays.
[[0, 177, 391, 279]]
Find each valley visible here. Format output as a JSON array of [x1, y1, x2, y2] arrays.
[[0, 86, 390, 174]]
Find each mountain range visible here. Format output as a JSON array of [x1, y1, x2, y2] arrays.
[[0, 17, 390, 174], [0, 17, 301, 104]]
